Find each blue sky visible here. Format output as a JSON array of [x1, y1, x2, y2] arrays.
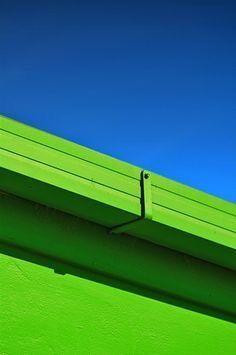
[[1, 0, 235, 202]]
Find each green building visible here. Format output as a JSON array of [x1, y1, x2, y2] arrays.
[[0, 115, 236, 354]]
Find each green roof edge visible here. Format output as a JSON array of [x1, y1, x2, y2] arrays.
[[1, 114, 236, 270]]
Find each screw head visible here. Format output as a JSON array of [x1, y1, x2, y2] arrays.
[[144, 173, 150, 179]]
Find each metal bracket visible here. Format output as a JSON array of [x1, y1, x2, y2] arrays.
[[110, 170, 153, 234]]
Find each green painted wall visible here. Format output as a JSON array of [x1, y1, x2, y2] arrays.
[[1, 252, 236, 355], [0, 191, 236, 354]]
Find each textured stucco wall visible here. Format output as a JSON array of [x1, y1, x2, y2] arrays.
[[1, 252, 236, 355]]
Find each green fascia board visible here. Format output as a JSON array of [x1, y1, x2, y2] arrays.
[[1, 114, 236, 270]]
